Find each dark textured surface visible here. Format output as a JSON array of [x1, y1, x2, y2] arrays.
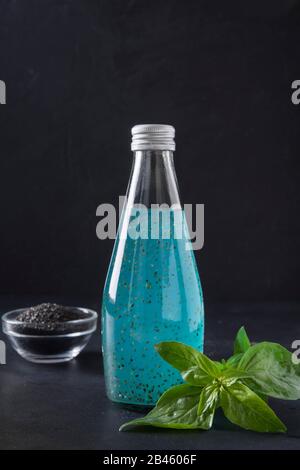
[[0, 0, 299, 452], [0, 1, 300, 302], [0, 297, 299, 450]]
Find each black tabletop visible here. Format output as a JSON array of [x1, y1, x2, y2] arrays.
[[0, 297, 299, 450]]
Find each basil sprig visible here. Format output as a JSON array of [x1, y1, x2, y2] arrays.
[[120, 327, 300, 433]]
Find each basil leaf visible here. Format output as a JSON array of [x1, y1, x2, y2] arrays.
[[220, 382, 286, 433], [257, 392, 269, 403], [225, 353, 243, 369], [238, 342, 300, 400], [197, 384, 219, 429], [221, 368, 250, 386], [181, 366, 215, 386], [234, 326, 251, 355], [155, 341, 221, 386], [120, 384, 205, 431]]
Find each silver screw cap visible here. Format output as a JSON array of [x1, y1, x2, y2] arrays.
[[131, 124, 175, 151]]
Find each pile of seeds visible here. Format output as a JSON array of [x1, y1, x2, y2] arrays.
[[16, 303, 83, 332]]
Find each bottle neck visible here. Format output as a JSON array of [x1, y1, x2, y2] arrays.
[[126, 150, 181, 208]]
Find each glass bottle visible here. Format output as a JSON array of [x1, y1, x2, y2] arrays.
[[102, 124, 204, 406]]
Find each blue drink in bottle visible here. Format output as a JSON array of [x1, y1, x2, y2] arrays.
[[102, 125, 204, 406]]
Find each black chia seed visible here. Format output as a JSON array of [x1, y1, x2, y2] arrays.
[[16, 303, 86, 333]]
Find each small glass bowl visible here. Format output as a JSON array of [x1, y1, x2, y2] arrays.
[[2, 307, 98, 364]]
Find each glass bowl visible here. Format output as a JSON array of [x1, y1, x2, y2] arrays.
[[2, 307, 98, 364]]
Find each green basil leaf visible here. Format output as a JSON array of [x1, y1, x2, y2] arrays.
[[197, 384, 219, 429], [181, 365, 214, 386], [234, 326, 251, 355], [238, 342, 300, 400], [119, 384, 204, 431], [220, 382, 286, 433], [257, 392, 269, 403], [221, 368, 250, 386], [155, 341, 221, 386], [225, 353, 244, 369]]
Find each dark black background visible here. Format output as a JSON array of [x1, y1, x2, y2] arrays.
[[0, 0, 300, 303]]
